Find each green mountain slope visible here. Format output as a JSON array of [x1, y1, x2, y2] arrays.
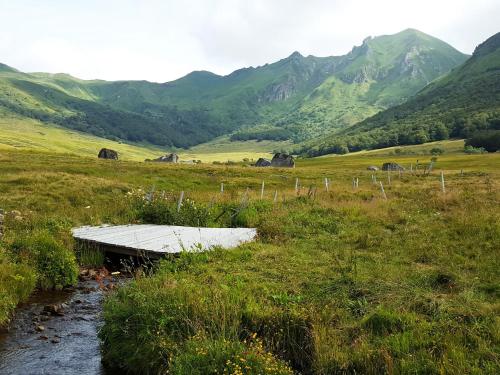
[[274, 29, 469, 140], [300, 32, 500, 156], [0, 29, 468, 149]]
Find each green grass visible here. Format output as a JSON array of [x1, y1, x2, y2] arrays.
[[0, 115, 285, 163], [0, 115, 166, 161], [0, 145, 498, 373]]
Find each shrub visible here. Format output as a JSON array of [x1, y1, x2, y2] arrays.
[[10, 231, 78, 290], [464, 145, 486, 154], [131, 192, 212, 227], [465, 130, 500, 152], [0, 251, 37, 324], [430, 147, 444, 155]]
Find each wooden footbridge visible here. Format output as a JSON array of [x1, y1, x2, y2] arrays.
[[72, 224, 257, 259]]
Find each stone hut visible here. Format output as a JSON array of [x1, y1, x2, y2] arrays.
[[98, 148, 118, 160], [254, 158, 271, 167], [270, 153, 295, 168], [382, 162, 405, 171], [154, 153, 179, 163]]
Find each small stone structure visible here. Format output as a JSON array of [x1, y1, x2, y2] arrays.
[[367, 166, 379, 171], [98, 148, 118, 160], [254, 158, 271, 167], [270, 153, 295, 168], [153, 153, 179, 163], [382, 162, 405, 171]]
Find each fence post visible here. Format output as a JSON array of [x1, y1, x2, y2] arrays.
[[325, 177, 329, 192], [177, 191, 184, 212], [440, 171, 446, 193], [260, 180, 265, 199], [220, 183, 224, 194], [273, 190, 278, 203], [295, 178, 299, 195], [379, 182, 387, 200], [0, 209, 4, 241]]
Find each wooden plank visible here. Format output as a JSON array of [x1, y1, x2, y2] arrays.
[[72, 224, 257, 255]]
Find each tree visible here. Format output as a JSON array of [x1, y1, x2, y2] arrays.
[[465, 130, 500, 152]]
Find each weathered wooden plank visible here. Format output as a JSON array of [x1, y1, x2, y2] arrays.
[[72, 225, 257, 256]]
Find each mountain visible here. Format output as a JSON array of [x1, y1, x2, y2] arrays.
[[300, 32, 500, 156], [273, 29, 469, 140], [0, 29, 468, 149]]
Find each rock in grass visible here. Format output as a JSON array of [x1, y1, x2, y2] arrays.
[[152, 153, 179, 163], [382, 162, 405, 171], [271, 153, 295, 168], [98, 148, 118, 160], [254, 158, 271, 167]]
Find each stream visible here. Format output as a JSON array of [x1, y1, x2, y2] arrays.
[[0, 273, 123, 375]]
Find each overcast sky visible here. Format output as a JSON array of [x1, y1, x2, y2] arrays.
[[0, 0, 498, 82]]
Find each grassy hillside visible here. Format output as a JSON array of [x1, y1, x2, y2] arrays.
[[302, 32, 500, 156], [275, 29, 469, 140], [0, 146, 498, 373], [0, 114, 166, 161], [0, 114, 281, 163], [0, 29, 468, 150]]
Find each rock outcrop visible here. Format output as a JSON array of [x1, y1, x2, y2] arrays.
[[98, 148, 118, 160], [254, 158, 271, 167], [153, 153, 179, 163], [270, 153, 295, 168], [382, 162, 405, 171], [367, 166, 379, 171]]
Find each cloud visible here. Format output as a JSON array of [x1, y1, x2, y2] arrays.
[[0, 0, 498, 82]]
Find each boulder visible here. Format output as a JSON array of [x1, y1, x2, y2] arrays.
[[98, 148, 118, 160], [367, 166, 379, 171], [382, 162, 405, 171], [270, 153, 295, 168], [254, 158, 271, 167], [154, 153, 179, 163]]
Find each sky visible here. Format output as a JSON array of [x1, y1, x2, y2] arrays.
[[0, 0, 498, 82]]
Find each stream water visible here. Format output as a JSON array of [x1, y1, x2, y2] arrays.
[[0, 275, 122, 375]]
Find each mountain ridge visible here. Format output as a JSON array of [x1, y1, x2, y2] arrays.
[[299, 32, 500, 156], [0, 29, 470, 149]]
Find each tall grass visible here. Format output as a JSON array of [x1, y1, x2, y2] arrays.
[[0, 147, 498, 372]]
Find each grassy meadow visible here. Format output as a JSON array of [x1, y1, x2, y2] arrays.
[[0, 115, 282, 163], [0, 143, 498, 374]]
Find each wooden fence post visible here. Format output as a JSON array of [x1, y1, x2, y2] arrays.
[[260, 181, 265, 199], [0, 209, 4, 241], [273, 190, 278, 203], [177, 191, 184, 212], [325, 177, 329, 192], [440, 171, 446, 193], [295, 178, 299, 195], [220, 183, 224, 194], [379, 182, 387, 200]]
